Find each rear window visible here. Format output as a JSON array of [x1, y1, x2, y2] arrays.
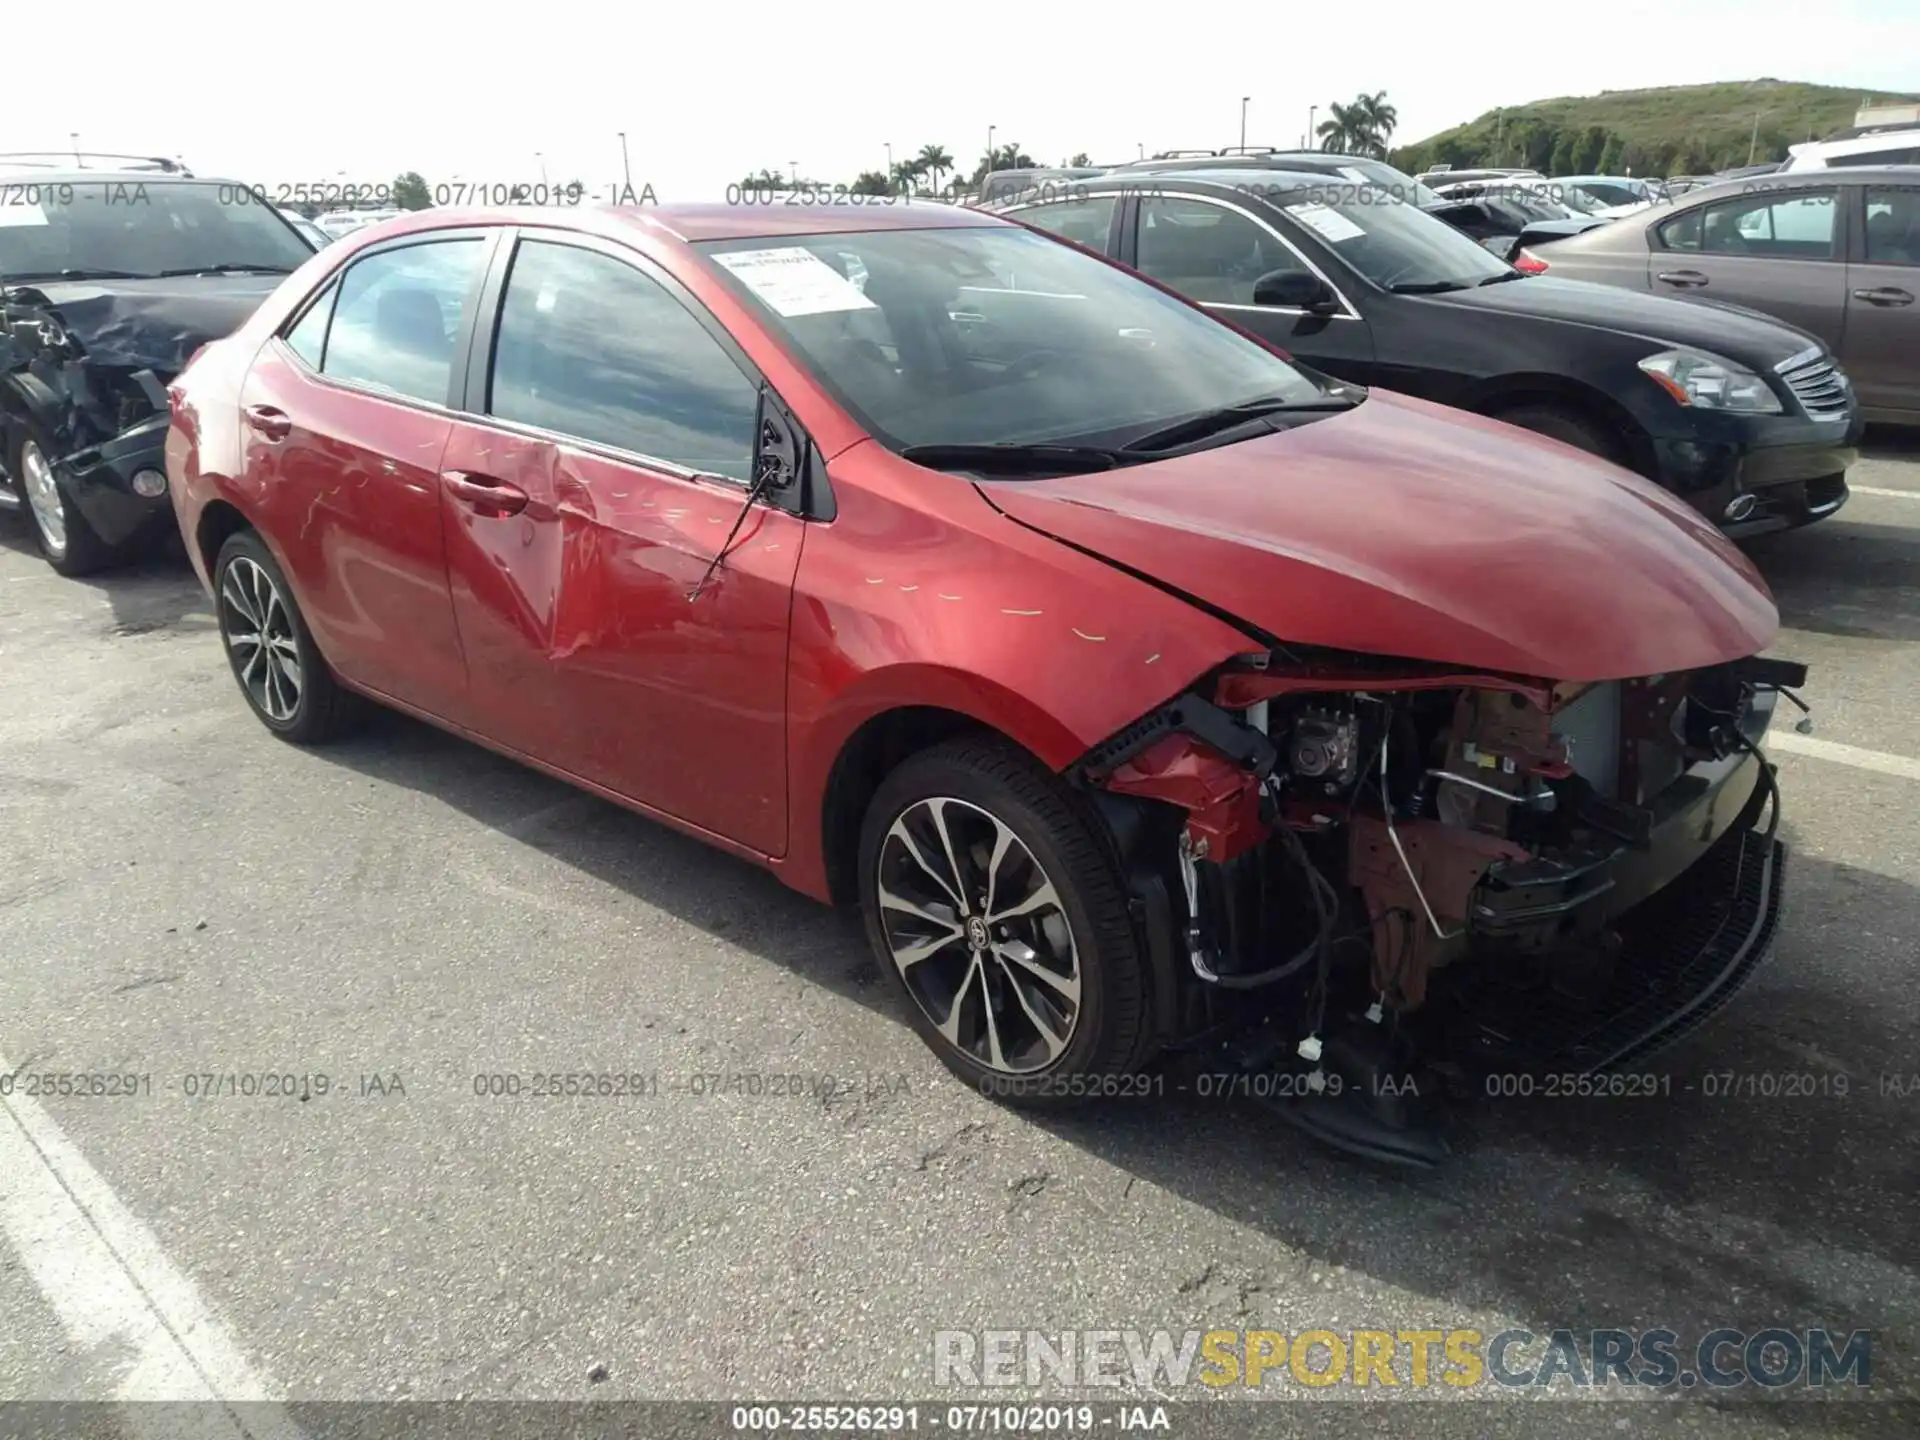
[[0, 180, 313, 281]]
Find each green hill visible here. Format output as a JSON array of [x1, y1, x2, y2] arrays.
[[1394, 80, 1920, 178]]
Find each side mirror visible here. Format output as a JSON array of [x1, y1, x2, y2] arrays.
[[1251, 269, 1337, 312]]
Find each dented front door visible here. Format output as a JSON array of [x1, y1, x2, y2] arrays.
[[436, 423, 803, 854]]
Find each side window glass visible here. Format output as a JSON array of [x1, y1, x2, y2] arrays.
[[490, 240, 759, 482], [283, 280, 338, 368], [1011, 196, 1117, 252], [1701, 191, 1837, 259], [1136, 198, 1296, 304], [1864, 187, 1920, 267], [1657, 208, 1702, 252], [322, 239, 485, 404], [1834, 147, 1920, 167]]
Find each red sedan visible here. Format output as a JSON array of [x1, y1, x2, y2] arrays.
[[166, 201, 1796, 1163]]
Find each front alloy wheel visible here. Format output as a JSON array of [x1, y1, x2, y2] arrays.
[[12, 433, 116, 575], [21, 439, 67, 557], [877, 796, 1082, 1073], [859, 738, 1151, 1100]]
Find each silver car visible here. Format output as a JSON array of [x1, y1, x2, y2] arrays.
[[1529, 167, 1920, 424]]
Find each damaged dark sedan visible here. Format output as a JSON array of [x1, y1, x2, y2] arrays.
[[169, 203, 1798, 1166], [0, 166, 313, 574]]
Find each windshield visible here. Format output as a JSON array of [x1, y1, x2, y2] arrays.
[[696, 225, 1332, 452], [1268, 186, 1514, 290], [1321, 159, 1443, 208], [0, 180, 314, 282]]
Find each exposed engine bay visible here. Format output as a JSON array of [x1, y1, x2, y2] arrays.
[[1077, 647, 1801, 1165], [1, 273, 283, 558], [1, 275, 280, 462]]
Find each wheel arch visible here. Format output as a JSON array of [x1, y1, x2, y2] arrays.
[[805, 672, 1093, 907], [195, 498, 254, 580], [1464, 372, 1657, 477]]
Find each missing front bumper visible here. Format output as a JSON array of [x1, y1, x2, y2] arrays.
[[1441, 817, 1785, 1077]]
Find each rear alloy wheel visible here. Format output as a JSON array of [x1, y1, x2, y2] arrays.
[[859, 738, 1150, 1100], [213, 530, 358, 744], [13, 432, 118, 576]]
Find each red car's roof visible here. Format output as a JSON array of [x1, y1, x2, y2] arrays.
[[624, 202, 1007, 241]]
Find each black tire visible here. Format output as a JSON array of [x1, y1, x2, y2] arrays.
[[212, 529, 360, 744], [857, 736, 1151, 1105], [1492, 403, 1627, 467], [8, 426, 123, 577]]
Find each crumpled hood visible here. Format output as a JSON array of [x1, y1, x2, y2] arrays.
[[976, 391, 1777, 682], [4, 273, 282, 378]]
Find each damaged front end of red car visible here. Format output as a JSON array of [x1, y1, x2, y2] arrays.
[[1073, 645, 1800, 1167]]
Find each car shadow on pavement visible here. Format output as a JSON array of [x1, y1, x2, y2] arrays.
[[0, 519, 211, 637], [1747, 514, 1920, 642], [309, 705, 1918, 1396], [1861, 424, 1920, 462]]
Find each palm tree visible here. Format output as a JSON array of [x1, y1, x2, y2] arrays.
[[889, 158, 926, 195], [916, 143, 953, 194], [1315, 101, 1379, 157], [970, 143, 1037, 188], [1353, 91, 1398, 157]]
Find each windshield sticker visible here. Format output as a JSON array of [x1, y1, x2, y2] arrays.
[[0, 200, 50, 227], [1287, 203, 1366, 243], [712, 248, 877, 317]]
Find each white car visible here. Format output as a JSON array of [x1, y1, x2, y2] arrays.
[[1782, 127, 1920, 171], [1550, 175, 1661, 218], [315, 208, 402, 240]]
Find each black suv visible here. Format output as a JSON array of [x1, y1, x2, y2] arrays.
[[995, 169, 1863, 535], [0, 159, 315, 574]]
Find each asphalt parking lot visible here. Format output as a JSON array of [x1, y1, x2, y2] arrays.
[[3, 435, 1919, 1440]]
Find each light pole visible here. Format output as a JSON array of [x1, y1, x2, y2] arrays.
[[1137, 141, 1144, 159], [1240, 96, 1250, 152], [535, 151, 547, 184], [790, 159, 799, 188], [70, 132, 81, 166], [1307, 105, 1317, 151], [617, 131, 632, 194], [987, 124, 996, 177]]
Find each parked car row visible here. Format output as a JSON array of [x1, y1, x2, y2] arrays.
[[142, 198, 1803, 1164], [994, 167, 1867, 534]]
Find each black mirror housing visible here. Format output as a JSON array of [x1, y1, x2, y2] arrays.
[[1251, 269, 1336, 312]]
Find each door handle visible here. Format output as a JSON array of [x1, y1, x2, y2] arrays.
[[1852, 286, 1914, 307], [441, 470, 529, 517], [1656, 270, 1710, 288], [243, 403, 292, 441]]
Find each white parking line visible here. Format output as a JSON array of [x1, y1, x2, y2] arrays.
[[1850, 485, 1920, 500], [1766, 729, 1920, 782], [0, 1052, 303, 1437]]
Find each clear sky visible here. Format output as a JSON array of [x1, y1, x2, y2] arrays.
[[8, 0, 1916, 198]]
